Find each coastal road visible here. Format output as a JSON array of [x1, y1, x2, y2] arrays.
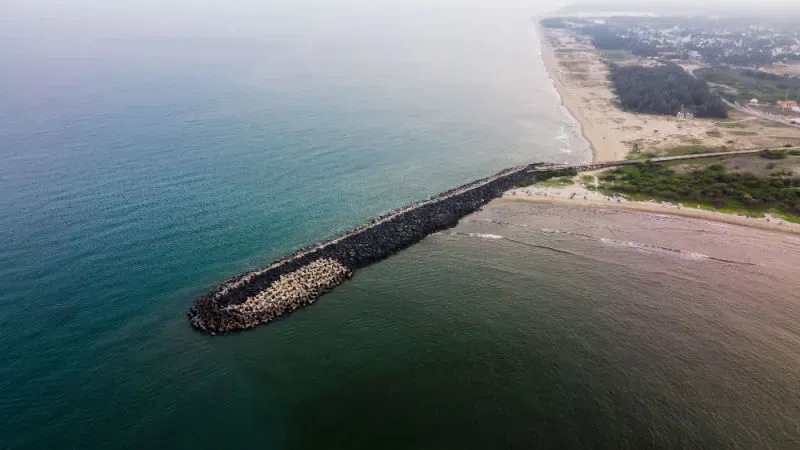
[[721, 98, 800, 129]]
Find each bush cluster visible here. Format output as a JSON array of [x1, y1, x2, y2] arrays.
[[759, 150, 788, 160], [600, 162, 800, 215]]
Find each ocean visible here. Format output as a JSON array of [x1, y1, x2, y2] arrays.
[[2, 4, 799, 449]]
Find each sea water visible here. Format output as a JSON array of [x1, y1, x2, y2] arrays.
[[2, 4, 798, 449]]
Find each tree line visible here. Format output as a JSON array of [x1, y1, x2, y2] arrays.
[[583, 26, 660, 58], [610, 63, 728, 118]]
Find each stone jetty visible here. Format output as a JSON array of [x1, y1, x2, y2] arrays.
[[187, 148, 773, 334], [188, 163, 546, 335]]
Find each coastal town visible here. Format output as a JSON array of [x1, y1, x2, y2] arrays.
[[541, 15, 800, 127], [542, 15, 800, 68]]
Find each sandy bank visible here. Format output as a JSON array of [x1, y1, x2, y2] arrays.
[[501, 181, 800, 236]]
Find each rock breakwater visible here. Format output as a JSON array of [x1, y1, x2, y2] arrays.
[[188, 164, 544, 335]]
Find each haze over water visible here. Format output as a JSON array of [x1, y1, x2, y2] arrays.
[[2, 3, 799, 449]]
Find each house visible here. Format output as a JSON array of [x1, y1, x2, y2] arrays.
[[777, 100, 798, 108], [750, 98, 760, 105]]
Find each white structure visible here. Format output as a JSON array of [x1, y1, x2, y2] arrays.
[[750, 98, 759, 105]]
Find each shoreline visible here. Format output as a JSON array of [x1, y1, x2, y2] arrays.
[[501, 185, 800, 236], [536, 21, 598, 163]]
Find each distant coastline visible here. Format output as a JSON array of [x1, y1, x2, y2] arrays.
[[537, 21, 599, 163], [536, 20, 800, 162]]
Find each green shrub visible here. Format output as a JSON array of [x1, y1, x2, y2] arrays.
[[759, 150, 787, 160], [598, 162, 800, 218], [516, 180, 535, 188], [537, 168, 578, 182]]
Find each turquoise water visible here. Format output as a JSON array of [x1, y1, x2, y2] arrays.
[[3, 5, 800, 450]]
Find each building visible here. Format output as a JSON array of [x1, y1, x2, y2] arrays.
[[750, 98, 760, 105], [777, 100, 798, 108]]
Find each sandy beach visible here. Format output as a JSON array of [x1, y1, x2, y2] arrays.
[[501, 176, 800, 235], [537, 25, 800, 163]]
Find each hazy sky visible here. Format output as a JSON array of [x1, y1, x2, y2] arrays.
[[3, 0, 800, 39], [0, 0, 568, 39]]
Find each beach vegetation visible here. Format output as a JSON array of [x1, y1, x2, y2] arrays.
[[696, 68, 800, 104], [759, 150, 787, 160], [517, 169, 579, 188], [599, 161, 800, 219], [715, 122, 746, 129], [609, 64, 728, 119], [537, 168, 578, 181], [628, 152, 658, 160], [537, 177, 575, 188], [664, 145, 729, 157], [599, 50, 634, 62]]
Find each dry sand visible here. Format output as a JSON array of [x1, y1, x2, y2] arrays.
[[539, 26, 800, 162]]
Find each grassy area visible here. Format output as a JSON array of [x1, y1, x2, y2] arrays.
[[517, 168, 579, 188], [663, 145, 731, 157], [696, 67, 800, 104], [598, 49, 634, 62], [760, 121, 790, 128], [658, 155, 735, 169], [536, 177, 576, 188], [760, 149, 788, 159], [598, 161, 800, 220], [628, 145, 733, 160], [628, 152, 659, 160], [715, 122, 747, 129]]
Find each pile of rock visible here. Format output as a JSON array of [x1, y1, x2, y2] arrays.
[[189, 259, 351, 334]]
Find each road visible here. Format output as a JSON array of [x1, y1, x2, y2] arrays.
[[679, 63, 800, 129], [721, 98, 800, 129]]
